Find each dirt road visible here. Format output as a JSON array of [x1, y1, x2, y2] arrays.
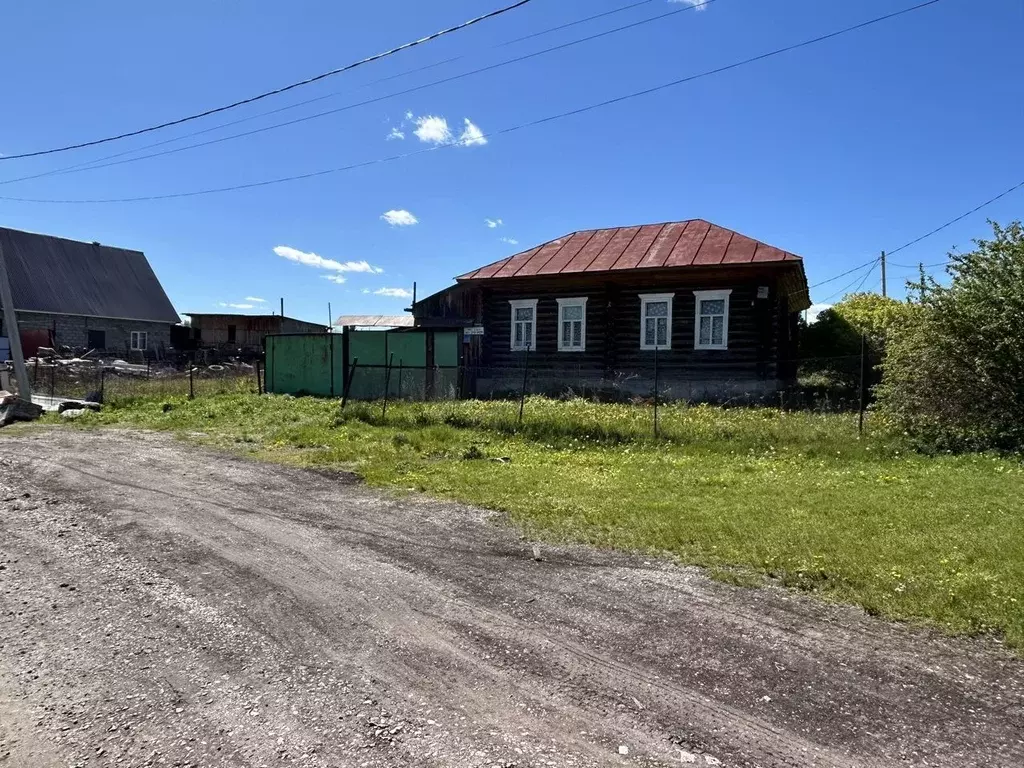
[[1, 429, 1021, 767]]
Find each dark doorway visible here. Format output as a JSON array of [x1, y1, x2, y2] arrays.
[[227, 324, 237, 343], [87, 329, 106, 350]]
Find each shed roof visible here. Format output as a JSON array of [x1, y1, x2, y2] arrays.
[[335, 314, 414, 328], [456, 219, 802, 281], [0, 226, 178, 323]]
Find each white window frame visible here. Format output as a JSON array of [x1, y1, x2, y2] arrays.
[[693, 289, 732, 350], [130, 331, 148, 351], [639, 293, 674, 351], [556, 297, 588, 352], [509, 298, 538, 351]]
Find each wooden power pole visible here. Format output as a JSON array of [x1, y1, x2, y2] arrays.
[[880, 250, 887, 297], [0, 237, 32, 398]]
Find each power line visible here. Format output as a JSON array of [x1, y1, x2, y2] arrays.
[[0, 0, 536, 162], [0, 0, 943, 205], [884, 178, 1024, 257], [818, 259, 880, 304], [0, 0, 723, 187]]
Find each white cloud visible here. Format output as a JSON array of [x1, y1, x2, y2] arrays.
[[459, 118, 487, 147], [485, 218, 503, 229], [500, 237, 519, 246], [386, 127, 405, 141], [374, 287, 413, 299], [669, 0, 709, 9], [362, 289, 371, 295], [273, 245, 383, 274], [381, 209, 418, 227], [217, 302, 254, 310], [404, 110, 414, 121], [245, 296, 266, 303], [807, 303, 833, 322], [323, 275, 347, 284], [413, 115, 452, 144]]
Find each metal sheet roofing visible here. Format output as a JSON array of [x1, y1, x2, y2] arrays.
[[335, 314, 414, 328], [0, 226, 179, 323], [456, 219, 802, 281]]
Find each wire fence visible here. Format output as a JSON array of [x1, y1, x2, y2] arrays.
[[4, 357, 260, 405]]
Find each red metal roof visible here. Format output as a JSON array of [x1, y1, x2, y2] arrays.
[[456, 219, 802, 281]]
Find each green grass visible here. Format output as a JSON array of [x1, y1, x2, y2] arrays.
[[40, 392, 1024, 648]]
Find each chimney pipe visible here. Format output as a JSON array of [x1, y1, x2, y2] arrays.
[[280, 297, 284, 318]]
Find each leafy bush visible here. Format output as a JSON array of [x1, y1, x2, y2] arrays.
[[876, 221, 1024, 452], [800, 293, 912, 393]]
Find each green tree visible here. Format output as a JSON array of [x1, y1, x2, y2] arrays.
[[800, 293, 910, 394], [876, 221, 1024, 452]]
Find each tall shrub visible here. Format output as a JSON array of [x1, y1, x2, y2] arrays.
[[876, 221, 1024, 452]]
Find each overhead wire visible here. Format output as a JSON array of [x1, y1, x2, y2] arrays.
[[0, 0, 678, 187], [0, 0, 944, 205], [0, 0, 724, 187], [0, 0, 537, 161]]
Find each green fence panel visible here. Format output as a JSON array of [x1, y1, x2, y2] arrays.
[[434, 331, 460, 367], [265, 334, 343, 397]]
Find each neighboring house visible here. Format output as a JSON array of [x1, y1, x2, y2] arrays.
[[335, 314, 415, 331], [413, 219, 811, 400], [0, 226, 179, 357], [182, 313, 328, 350]]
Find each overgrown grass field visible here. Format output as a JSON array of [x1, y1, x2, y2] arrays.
[[44, 392, 1024, 648]]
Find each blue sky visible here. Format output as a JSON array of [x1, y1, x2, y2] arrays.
[[1, 0, 1021, 324]]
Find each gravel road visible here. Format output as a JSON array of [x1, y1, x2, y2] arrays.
[[1, 429, 1022, 768]]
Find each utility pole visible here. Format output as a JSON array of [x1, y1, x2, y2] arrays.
[[880, 251, 887, 297], [0, 237, 32, 399]]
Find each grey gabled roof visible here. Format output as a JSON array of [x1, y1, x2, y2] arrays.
[[0, 226, 179, 323]]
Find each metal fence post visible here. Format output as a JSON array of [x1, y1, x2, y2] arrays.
[[857, 332, 866, 436], [255, 359, 262, 394], [653, 344, 660, 439], [518, 344, 530, 425], [382, 353, 395, 418], [189, 355, 195, 400], [49, 360, 56, 399], [98, 366, 105, 404], [341, 357, 358, 410], [397, 358, 403, 400]]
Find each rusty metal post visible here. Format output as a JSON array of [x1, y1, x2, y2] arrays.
[[653, 344, 660, 439], [341, 357, 358, 410], [382, 352, 395, 418], [518, 344, 530, 425], [189, 355, 195, 400]]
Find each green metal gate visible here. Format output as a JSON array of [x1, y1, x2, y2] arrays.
[[264, 329, 460, 400]]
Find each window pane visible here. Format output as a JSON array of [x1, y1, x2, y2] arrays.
[[712, 316, 724, 346], [699, 316, 712, 345], [701, 299, 725, 316], [515, 307, 533, 321], [572, 322, 582, 346], [562, 304, 583, 321], [656, 318, 667, 346], [562, 321, 571, 345], [515, 323, 523, 345], [645, 300, 668, 318], [524, 322, 532, 347], [644, 318, 656, 346]]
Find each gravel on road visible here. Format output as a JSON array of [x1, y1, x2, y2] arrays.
[[1, 428, 1022, 767]]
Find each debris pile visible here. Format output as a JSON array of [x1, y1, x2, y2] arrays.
[[0, 390, 43, 427]]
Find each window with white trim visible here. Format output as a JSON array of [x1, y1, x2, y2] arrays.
[[639, 293, 673, 350], [509, 299, 538, 351], [130, 331, 148, 351], [693, 289, 732, 350], [556, 297, 587, 352]]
